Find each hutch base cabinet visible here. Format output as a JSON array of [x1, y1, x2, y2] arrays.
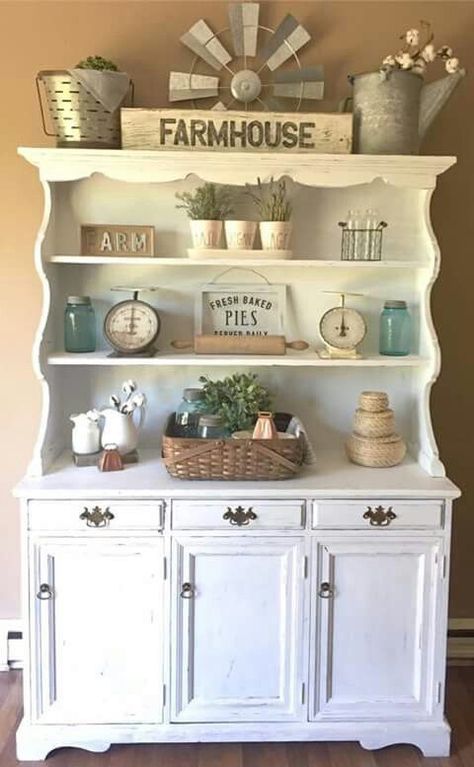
[[15, 149, 460, 760]]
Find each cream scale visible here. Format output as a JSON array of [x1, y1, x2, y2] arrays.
[[318, 291, 367, 359]]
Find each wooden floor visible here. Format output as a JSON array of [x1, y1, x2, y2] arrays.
[[1, 668, 473, 766]]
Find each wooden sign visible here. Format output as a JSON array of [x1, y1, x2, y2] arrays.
[[80, 225, 155, 257], [121, 108, 352, 154], [196, 283, 286, 337]]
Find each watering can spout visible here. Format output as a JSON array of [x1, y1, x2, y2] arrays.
[[419, 69, 465, 139]]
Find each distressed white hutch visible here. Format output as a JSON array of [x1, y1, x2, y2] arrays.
[[15, 147, 460, 759]]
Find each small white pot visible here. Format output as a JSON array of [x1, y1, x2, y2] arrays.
[[259, 221, 293, 251], [224, 220, 257, 250], [190, 220, 223, 249]]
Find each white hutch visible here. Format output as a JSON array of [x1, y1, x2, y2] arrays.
[[15, 147, 460, 759]]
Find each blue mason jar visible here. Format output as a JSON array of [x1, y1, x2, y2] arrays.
[[197, 414, 229, 439], [175, 388, 205, 437], [64, 296, 96, 353], [379, 300, 411, 356]]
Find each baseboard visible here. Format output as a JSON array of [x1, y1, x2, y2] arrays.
[[447, 619, 474, 664], [0, 619, 23, 670]]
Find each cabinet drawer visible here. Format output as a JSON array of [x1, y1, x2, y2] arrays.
[[28, 500, 163, 531], [312, 500, 443, 530], [172, 499, 305, 530]]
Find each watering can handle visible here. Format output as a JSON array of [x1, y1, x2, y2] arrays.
[[35, 74, 56, 137]]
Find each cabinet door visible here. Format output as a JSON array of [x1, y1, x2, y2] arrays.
[[172, 536, 305, 722], [311, 537, 442, 721], [30, 538, 164, 724]]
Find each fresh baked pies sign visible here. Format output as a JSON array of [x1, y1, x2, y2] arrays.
[[197, 283, 286, 336]]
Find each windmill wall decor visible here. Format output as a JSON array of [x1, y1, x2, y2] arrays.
[[169, 3, 325, 111]]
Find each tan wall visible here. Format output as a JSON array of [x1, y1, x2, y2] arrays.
[[0, 1, 473, 618]]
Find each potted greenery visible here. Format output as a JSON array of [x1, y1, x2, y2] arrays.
[[198, 373, 272, 434], [247, 177, 292, 251], [175, 183, 232, 250]]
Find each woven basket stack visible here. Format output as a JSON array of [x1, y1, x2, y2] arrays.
[[346, 391, 406, 468]]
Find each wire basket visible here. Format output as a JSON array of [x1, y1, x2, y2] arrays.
[[339, 221, 387, 261], [36, 70, 133, 148]]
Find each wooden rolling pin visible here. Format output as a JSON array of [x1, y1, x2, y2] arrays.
[[171, 335, 309, 355]]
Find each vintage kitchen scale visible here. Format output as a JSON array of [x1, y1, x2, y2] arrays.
[[318, 291, 367, 359], [104, 287, 161, 357]]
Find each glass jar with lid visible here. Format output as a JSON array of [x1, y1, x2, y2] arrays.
[[197, 414, 229, 440], [379, 300, 411, 356], [175, 388, 205, 437], [64, 296, 96, 353]]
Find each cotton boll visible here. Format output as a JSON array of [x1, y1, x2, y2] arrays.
[[421, 44, 436, 62], [445, 57, 460, 73], [383, 54, 397, 67], [396, 52, 414, 70]]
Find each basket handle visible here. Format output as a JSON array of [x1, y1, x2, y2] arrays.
[[35, 74, 55, 137], [163, 440, 218, 466], [254, 442, 300, 473]]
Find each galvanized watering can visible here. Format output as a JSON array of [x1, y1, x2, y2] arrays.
[[345, 69, 465, 154]]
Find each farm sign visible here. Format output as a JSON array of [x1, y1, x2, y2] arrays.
[[80, 225, 155, 257], [196, 283, 286, 336], [121, 108, 352, 153]]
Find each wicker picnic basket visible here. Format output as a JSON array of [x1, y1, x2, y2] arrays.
[[162, 415, 305, 481]]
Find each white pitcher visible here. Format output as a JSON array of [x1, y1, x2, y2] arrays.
[[70, 412, 101, 455], [98, 407, 145, 455]]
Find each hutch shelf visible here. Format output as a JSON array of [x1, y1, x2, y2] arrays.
[[14, 147, 460, 760]]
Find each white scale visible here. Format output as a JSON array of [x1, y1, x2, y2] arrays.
[[318, 292, 367, 359]]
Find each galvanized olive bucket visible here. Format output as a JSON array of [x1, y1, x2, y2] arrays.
[[347, 70, 423, 155]]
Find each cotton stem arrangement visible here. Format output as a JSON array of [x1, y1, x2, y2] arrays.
[[381, 21, 463, 76]]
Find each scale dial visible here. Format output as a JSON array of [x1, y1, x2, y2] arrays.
[[104, 299, 161, 355], [319, 306, 366, 351]]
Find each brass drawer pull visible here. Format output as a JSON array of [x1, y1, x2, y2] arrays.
[[180, 582, 194, 599], [363, 505, 397, 527], [37, 583, 53, 600], [318, 582, 334, 599], [223, 506, 257, 527], [80, 506, 114, 528]]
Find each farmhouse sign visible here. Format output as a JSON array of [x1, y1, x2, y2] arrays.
[[197, 283, 286, 337], [81, 225, 155, 257], [121, 108, 352, 154]]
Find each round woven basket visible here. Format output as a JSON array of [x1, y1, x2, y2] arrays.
[[353, 407, 395, 438], [358, 391, 389, 412], [346, 432, 406, 468]]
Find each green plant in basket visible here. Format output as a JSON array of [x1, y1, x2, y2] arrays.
[[76, 55, 119, 71], [175, 183, 233, 220], [246, 177, 292, 221], [198, 373, 272, 434]]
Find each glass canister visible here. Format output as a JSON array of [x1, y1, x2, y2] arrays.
[[197, 414, 229, 439], [64, 296, 96, 353], [175, 388, 205, 437], [379, 300, 411, 356]]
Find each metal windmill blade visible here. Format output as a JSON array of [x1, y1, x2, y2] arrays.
[[261, 14, 311, 71], [180, 19, 232, 71], [169, 72, 219, 102], [228, 2, 259, 57], [273, 66, 325, 101]]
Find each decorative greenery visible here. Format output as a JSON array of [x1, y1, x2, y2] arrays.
[[380, 21, 462, 76], [246, 177, 292, 222], [175, 183, 233, 221], [76, 55, 119, 72], [198, 373, 272, 433]]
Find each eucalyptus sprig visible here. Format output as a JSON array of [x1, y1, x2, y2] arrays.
[[175, 182, 233, 221], [76, 55, 119, 72], [198, 373, 272, 433], [246, 177, 292, 222]]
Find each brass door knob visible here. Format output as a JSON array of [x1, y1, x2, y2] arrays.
[[36, 583, 53, 600], [180, 582, 195, 599], [318, 582, 334, 599], [363, 505, 397, 527], [79, 506, 114, 528]]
